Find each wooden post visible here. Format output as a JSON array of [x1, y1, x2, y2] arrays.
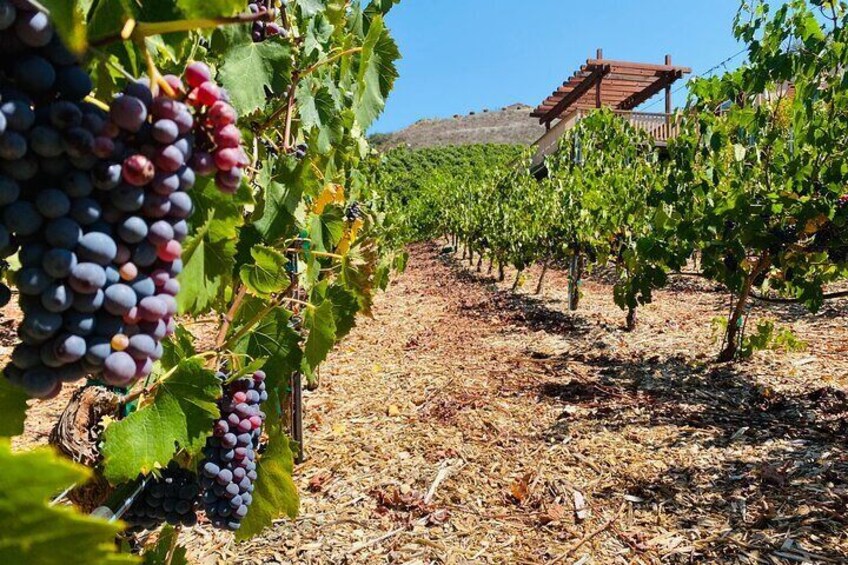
[[665, 54, 673, 123], [596, 49, 604, 108]]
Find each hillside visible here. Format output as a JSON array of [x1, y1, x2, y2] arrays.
[[370, 103, 546, 150]]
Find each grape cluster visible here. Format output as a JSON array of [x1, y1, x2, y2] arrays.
[[344, 201, 363, 222], [183, 62, 249, 194], [123, 462, 201, 530], [2, 76, 192, 397], [249, 1, 287, 42], [200, 370, 267, 531], [0, 0, 93, 310], [0, 4, 247, 398]]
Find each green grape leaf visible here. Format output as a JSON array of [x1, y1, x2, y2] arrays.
[[296, 75, 342, 154], [234, 421, 299, 540], [302, 299, 336, 371], [142, 525, 187, 565], [87, 0, 134, 43], [101, 360, 220, 483], [303, 12, 334, 61], [240, 245, 291, 298], [312, 281, 358, 341], [38, 0, 89, 53], [365, 0, 401, 18], [176, 0, 243, 18], [213, 24, 293, 115], [0, 378, 29, 438], [295, 0, 326, 18], [178, 178, 244, 315], [327, 283, 359, 341], [0, 440, 136, 564], [160, 325, 197, 371], [353, 15, 400, 130], [231, 299, 302, 394], [253, 158, 317, 243], [178, 222, 237, 315], [309, 205, 345, 252]]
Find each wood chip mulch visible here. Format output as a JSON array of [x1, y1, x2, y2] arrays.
[[3, 241, 846, 564]]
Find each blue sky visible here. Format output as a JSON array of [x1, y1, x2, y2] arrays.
[[371, 0, 746, 133]]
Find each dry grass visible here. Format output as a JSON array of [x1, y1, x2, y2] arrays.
[[2, 242, 846, 564]]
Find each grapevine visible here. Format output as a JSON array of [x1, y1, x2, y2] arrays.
[[0, 0, 402, 562], [376, 0, 848, 359]]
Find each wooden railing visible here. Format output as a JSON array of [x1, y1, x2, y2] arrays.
[[531, 109, 681, 171], [614, 110, 681, 144]]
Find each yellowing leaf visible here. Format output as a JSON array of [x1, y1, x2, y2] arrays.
[[312, 184, 345, 215]]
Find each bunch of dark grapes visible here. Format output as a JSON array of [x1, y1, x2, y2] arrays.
[[0, 0, 90, 309], [199, 370, 267, 531], [249, 1, 286, 42], [184, 62, 249, 194], [123, 461, 201, 530], [344, 201, 363, 223], [0, 4, 247, 398], [2, 75, 191, 396]]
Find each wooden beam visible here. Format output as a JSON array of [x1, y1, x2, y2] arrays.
[[586, 59, 692, 73], [618, 71, 682, 110], [539, 65, 610, 124]]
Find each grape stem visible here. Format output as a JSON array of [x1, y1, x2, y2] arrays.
[[301, 47, 363, 77], [222, 282, 298, 350], [90, 11, 279, 48], [216, 285, 248, 348], [83, 96, 110, 112], [139, 38, 177, 98], [286, 249, 344, 260], [259, 47, 363, 136]]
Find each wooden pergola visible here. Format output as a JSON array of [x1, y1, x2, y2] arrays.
[[531, 49, 692, 128]]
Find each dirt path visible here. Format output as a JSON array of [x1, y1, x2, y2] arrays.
[[4, 242, 847, 564], [185, 242, 848, 564]]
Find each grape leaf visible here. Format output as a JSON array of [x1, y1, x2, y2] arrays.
[[87, 0, 134, 43], [101, 360, 220, 483], [231, 299, 302, 394], [327, 283, 359, 340], [302, 298, 336, 371], [303, 12, 334, 61], [309, 205, 345, 252], [179, 178, 244, 315], [0, 378, 29, 437], [176, 0, 243, 18], [312, 281, 358, 341], [0, 440, 136, 564], [213, 24, 292, 115], [38, 0, 89, 53], [295, 0, 327, 18], [365, 0, 402, 17], [160, 325, 197, 371], [234, 421, 299, 540], [179, 221, 237, 315], [296, 75, 342, 154], [142, 525, 187, 565], [239, 246, 291, 298], [252, 158, 316, 243], [353, 15, 400, 131]]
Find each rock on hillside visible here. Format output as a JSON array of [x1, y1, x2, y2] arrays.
[[370, 103, 545, 150]]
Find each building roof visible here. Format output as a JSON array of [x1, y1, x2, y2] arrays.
[[531, 53, 692, 125]]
